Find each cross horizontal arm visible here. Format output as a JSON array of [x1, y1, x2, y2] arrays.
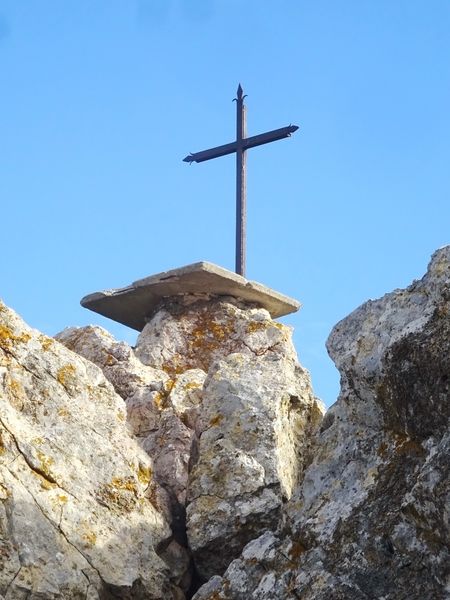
[[183, 124, 299, 164], [243, 125, 299, 151], [183, 140, 238, 164]]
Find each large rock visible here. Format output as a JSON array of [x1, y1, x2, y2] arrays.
[[194, 246, 450, 599], [172, 300, 324, 581], [56, 324, 197, 593], [0, 302, 181, 599], [186, 350, 323, 581], [134, 296, 295, 376], [56, 325, 207, 508], [61, 300, 324, 587]]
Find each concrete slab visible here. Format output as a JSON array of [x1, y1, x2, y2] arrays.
[[80, 262, 300, 331]]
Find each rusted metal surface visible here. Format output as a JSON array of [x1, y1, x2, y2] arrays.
[[235, 84, 246, 276], [183, 85, 299, 277]]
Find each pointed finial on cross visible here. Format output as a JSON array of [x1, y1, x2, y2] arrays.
[[183, 85, 299, 277]]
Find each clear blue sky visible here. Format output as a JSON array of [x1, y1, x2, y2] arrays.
[[1, 1, 449, 406]]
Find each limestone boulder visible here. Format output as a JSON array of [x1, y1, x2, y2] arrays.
[[54, 298, 327, 591], [134, 298, 295, 376], [182, 306, 324, 581], [0, 303, 181, 599], [55, 325, 169, 399], [194, 246, 450, 599], [56, 325, 199, 505]]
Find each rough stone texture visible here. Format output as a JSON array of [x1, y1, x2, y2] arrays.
[[55, 325, 170, 400], [135, 296, 298, 376], [0, 303, 182, 599], [193, 246, 450, 599], [56, 326, 205, 509], [56, 325, 196, 592], [164, 300, 323, 581], [60, 299, 324, 591]]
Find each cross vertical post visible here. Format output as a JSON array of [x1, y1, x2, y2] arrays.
[[235, 84, 246, 276], [183, 85, 298, 278]]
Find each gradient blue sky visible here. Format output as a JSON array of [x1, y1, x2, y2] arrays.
[[2, 1, 449, 406]]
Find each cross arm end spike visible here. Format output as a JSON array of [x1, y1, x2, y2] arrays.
[[183, 154, 196, 164]]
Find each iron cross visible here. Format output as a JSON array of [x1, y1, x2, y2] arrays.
[[183, 84, 298, 277]]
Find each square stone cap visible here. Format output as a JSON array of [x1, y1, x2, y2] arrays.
[[80, 261, 301, 331]]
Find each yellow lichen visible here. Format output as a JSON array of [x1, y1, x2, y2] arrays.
[[246, 321, 268, 334], [111, 477, 137, 493], [97, 476, 139, 511], [137, 464, 152, 486], [164, 379, 175, 393], [0, 325, 31, 348], [7, 378, 26, 407], [56, 364, 77, 388], [183, 381, 201, 391], [190, 314, 235, 351], [39, 335, 54, 351], [82, 531, 97, 546], [105, 353, 115, 366], [153, 391, 164, 409], [37, 451, 55, 478], [57, 407, 70, 418]]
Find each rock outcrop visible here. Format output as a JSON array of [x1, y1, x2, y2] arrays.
[[193, 246, 450, 599], [0, 302, 180, 599], [4, 245, 448, 600], [57, 297, 323, 590]]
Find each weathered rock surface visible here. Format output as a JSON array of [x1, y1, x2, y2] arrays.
[[134, 296, 294, 376], [194, 246, 450, 599], [0, 303, 183, 599], [187, 347, 323, 581], [146, 299, 323, 581], [58, 299, 324, 589], [56, 324, 196, 592]]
